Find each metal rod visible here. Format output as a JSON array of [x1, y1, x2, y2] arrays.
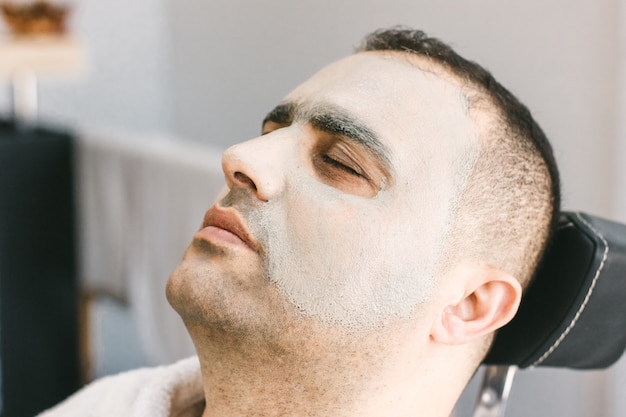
[[472, 365, 517, 417]]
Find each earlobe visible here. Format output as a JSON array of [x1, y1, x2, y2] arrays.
[[431, 267, 522, 345]]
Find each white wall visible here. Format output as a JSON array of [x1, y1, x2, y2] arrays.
[[608, 2, 626, 416], [615, 0, 626, 223]]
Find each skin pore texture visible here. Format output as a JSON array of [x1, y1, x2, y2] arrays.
[[167, 52, 513, 417]]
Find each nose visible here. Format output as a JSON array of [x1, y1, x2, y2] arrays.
[[222, 135, 291, 202]]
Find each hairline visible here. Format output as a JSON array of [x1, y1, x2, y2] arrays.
[[356, 30, 560, 287]]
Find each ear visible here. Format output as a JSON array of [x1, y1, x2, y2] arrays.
[[430, 266, 522, 345]]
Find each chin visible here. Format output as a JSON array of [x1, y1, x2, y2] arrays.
[[165, 251, 296, 340]]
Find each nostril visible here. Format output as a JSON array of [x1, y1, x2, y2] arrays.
[[233, 171, 257, 191]]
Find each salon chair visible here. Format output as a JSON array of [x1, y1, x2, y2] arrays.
[[474, 212, 626, 417]]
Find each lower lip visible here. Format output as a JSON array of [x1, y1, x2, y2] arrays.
[[195, 226, 253, 250]]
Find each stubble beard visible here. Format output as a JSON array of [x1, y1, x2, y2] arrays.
[[167, 242, 406, 417]]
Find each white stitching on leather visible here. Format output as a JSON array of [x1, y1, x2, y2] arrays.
[[530, 212, 609, 367]]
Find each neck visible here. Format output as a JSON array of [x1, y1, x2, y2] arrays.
[[186, 319, 467, 417]]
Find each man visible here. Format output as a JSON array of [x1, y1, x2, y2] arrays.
[[41, 27, 560, 417]]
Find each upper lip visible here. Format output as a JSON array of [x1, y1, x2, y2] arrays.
[[201, 205, 259, 251]]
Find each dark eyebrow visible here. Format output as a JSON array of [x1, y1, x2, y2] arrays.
[[262, 101, 393, 173], [262, 102, 296, 127], [306, 104, 392, 171]]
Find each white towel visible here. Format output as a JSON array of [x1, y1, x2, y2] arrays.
[[38, 356, 204, 417]]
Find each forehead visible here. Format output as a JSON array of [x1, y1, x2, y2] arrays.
[[284, 52, 479, 192], [285, 52, 472, 125]]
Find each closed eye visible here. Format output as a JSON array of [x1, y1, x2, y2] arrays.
[[320, 154, 364, 178], [312, 139, 375, 194]]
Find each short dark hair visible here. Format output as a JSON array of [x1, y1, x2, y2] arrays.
[[358, 27, 561, 286]]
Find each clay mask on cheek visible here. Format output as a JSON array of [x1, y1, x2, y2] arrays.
[[229, 55, 481, 330], [246, 153, 447, 331]]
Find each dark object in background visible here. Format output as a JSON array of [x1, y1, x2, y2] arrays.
[[0, 119, 80, 417]]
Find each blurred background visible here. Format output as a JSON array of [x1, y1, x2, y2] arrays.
[[0, 0, 624, 416]]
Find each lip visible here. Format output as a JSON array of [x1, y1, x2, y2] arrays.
[[195, 205, 259, 252]]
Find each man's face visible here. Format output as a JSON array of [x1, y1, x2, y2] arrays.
[[169, 52, 479, 333]]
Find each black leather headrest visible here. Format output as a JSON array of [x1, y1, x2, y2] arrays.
[[484, 212, 626, 369]]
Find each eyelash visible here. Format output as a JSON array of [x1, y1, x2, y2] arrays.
[[319, 154, 364, 178]]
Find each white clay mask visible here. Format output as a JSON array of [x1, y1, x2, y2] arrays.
[[226, 53, 479, 331], [247, 165, 440, 330]]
